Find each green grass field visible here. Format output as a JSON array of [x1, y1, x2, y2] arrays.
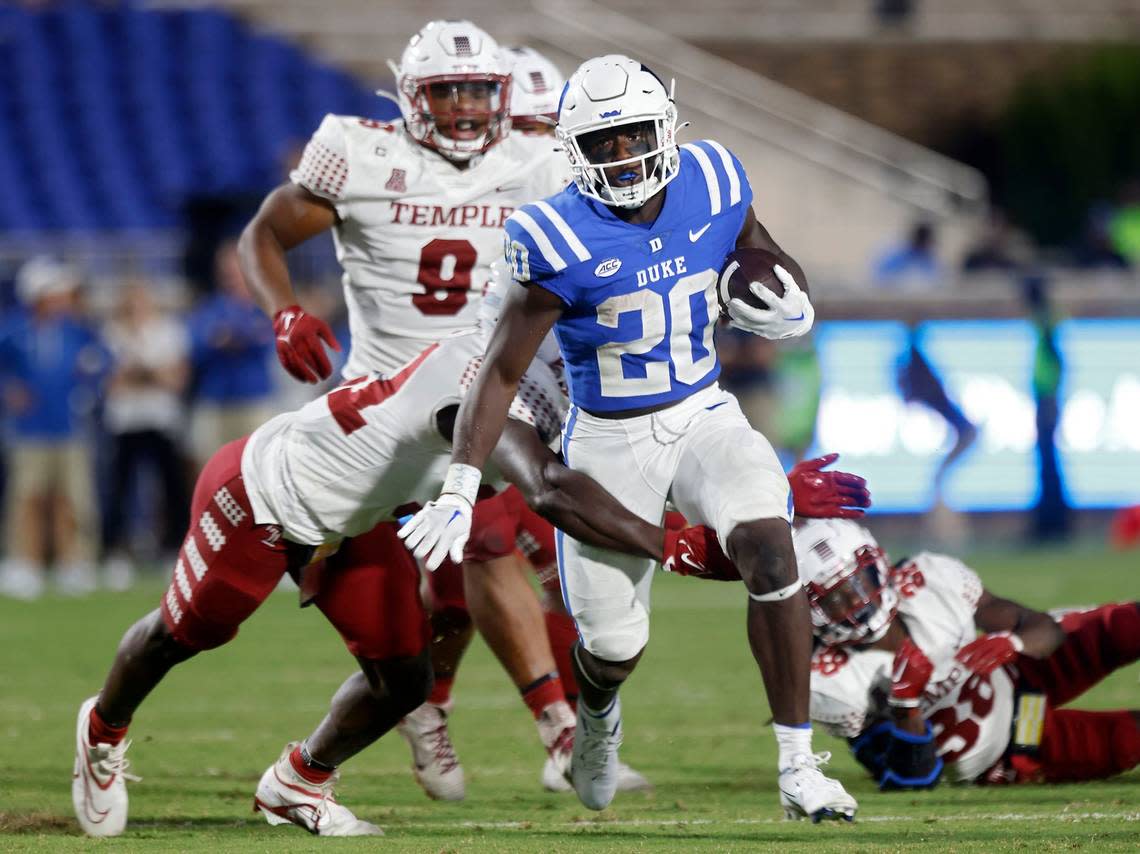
[[1, 540, 1137, 852]]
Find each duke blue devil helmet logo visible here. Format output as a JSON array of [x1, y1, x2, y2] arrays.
[[556, 55, 680, 209]]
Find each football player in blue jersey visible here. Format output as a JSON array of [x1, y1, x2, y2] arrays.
[[400, 55, 857, 822]]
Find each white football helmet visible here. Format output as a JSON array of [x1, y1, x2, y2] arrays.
[[388, 20, 511, 161], [793, 519, 898, 648], [556, 54, 680, 208], [501, 46, 564, 135]]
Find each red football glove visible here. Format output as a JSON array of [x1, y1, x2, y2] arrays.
[[889, 638, 934, 709], [955, 632, 1023, 677], [662, 524, 741, 582], [273, 304, 341, 383], [789, 453, 872, 519]]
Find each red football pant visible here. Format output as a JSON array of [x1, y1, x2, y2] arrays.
[[1012, 602, 1140, 782], [160, 437, 428, 661], [427, 486, 580, 699]]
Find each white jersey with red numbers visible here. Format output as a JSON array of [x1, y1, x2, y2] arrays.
[[291, 115, 569, 376], [239, 326, 567, 547], [809, 552, 1015, 782]]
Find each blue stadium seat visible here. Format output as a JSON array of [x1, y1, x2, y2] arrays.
[[0, 4, 388, 233]]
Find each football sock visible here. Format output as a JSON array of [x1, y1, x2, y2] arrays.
[[543, 611, 580, 706], [290, 743, 335, 785], [774, 722, 813, 771], [89, 705, 129, 746], [520, 672, 565, 720], [428, 674, 455, 707]]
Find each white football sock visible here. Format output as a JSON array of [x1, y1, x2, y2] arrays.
[[774, 722, 813, 771]]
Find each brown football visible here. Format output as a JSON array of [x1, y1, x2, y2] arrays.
[[717, 247, 783, 315]]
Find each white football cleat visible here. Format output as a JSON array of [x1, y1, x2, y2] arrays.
[[538, 704, 652, 795], [615, 760, 653, 793], [571, 696, 624, 810], [538, 700, 575, 792], [254, 743, 382, 837], [395, 703, 465, 801], [779, 752, 857, 823], [72, 696, 137, 837], [544, 754, 651, 794]]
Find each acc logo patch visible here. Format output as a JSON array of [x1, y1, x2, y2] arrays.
[[594, 258, 622, 278]]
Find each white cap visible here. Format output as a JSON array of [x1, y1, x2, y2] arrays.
[[15, 256, 83, 304]]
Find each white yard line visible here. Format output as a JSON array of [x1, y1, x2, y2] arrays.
[[386, 811, 1139, 831]]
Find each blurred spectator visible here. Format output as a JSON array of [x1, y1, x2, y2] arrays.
[[871, 221, 944, 290], [716, 326, 778, 438], [1024, 275, 1070, 542], [961, 209, 1034, 273], [1108, 179, 1140, 266], [773, 338, 822, 464], [718, 327, 821, 466], [101, 281, 191, 590], [1072, 204, 1130, 270], [187, 240, 276, 468], [0, 258, 109, 599]]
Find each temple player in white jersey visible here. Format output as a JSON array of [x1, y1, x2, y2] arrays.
[[796, 518, 1140, 788], [70, 261, 762, 837]]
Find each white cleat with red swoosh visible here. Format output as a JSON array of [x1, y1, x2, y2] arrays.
[[72, 696, 137, 837], [253, 743, 383, 836]]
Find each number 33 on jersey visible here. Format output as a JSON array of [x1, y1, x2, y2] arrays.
[[504, 140, 752, 413]]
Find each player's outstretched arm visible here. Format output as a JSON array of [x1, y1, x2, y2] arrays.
[[238, 183, 342, 382], [400, 284, 564, 569], [492, 420, 664, 560], [963, 590, 1064, 672]]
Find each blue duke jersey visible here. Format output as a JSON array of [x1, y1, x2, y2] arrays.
[[504, 140, 752, 412]]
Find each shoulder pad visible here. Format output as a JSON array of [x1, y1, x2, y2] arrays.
[[680, 139, 751, 216]]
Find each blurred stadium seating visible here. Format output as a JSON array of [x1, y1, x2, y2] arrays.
[[0, 2, 393, 234]]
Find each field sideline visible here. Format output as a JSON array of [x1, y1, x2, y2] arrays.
[[1, 540, 1136, 851]]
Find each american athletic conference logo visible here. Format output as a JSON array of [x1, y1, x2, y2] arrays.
[[385, 168, 407, 193]]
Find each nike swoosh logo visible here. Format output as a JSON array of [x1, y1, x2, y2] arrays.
[[788, 312, 805, 321], [280, 311, 296, 332], [689, 223, 711, 242], [679, 550, 703, 571]]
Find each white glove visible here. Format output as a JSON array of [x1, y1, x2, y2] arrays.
[[397, 463, 481, 571], [398, 494, 473, 570], [725, 264, 815, 340]]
